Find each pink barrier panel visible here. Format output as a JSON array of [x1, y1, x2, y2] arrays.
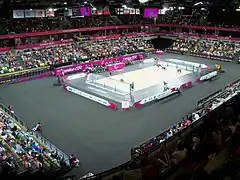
[[0, 47, 9, 52], [156, 50, 164, 55], [119, 53, 144, 61], [180, 81, 193, 88], [53, 53, 144, 76], [124, 32, 152, 37], [92, 57, 118, 66], [16, 39, 73, 49], [158, 32, 200, 37], [91, 34, 121, 40], [202, 35, 240, 41], [0, 24, 239, 39], [105, 63, 125, 71]]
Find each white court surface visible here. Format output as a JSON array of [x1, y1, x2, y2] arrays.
[[96, 66, 191, 92]]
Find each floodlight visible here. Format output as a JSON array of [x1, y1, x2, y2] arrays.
[[139, 0, 149, 3]]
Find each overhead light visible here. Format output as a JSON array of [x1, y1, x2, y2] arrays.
[[64, 2, 67, 5], [194, 2, 203, 6], [139, 0, 149, 3], [178, 7, 185, 10], [93, 7, 96, 10]]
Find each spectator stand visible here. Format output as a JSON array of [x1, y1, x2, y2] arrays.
[[76, 78, 240, 180], [0, 103, 72, 178], [0, 36, 153, 85], [0, 51, 23, 74], [17, 39, 75, 68], [168, 37, 240, 63]]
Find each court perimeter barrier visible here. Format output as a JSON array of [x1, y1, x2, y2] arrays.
[[0, 103, 70, 168], [53, 52, 144, 76], [0, 66, 50, 84], [78, 78, 240, 180], [86, 73, 131, 95]]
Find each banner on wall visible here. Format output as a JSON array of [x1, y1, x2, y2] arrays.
[[130, 8, 136, 14], [96, 10, 103, 15], [103, 8, 110, 15], [136, 9, 140, 14], [35, 9, 45, 17], [92, 8, 110, 15], [24, 10, 35, 18], [123, 9, 130, 15], [46, 9, 55, 17], [13, 10, 24, 18], [116, 8, 124, 14], [115, 8, 140, 15]]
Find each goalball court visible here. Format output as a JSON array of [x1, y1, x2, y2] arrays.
[[95, 66, 191, 93]]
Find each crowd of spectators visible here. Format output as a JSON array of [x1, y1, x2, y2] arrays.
[[169, 39, 197, 53], [0, 9, 211, 35], [0, 52, 23, 74], [80, 38, 151, 60], [97, 81, 240, 180], [19, 43, 87, 68], [191, 40, 238, 59], [0, 16, 117, 35], [69, 16, 117, 29], [169, 38, 239, 60], [0, 106, 70, 177], [0, 8, 238, 37], [18, 38, 152, 69], [0, 18, 60, 34]]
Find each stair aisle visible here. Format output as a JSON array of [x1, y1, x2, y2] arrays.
[[15, 55, 25, 67]]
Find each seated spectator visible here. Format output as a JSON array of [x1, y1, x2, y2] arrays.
[[20, 43, 88, 68], [229, 123, 240, 155], [118, 15, 142, 25], [212, 126, 223, 151], [0, 16, 117, 34], [0, 52, 23, 74], [0, 108, 68, 175], [19, 37, 152, 69], [170, 39, 197, 52], [171, 140, 187, 165], [69, 154, 80, 167], [191, 40, 237, 60]]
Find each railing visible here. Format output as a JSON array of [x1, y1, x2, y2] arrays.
[[0, 24, 239, 39], [0, 103, 70, 169], [0, 66, 51, 84]]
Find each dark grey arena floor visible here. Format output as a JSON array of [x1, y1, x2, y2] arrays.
[[0, 53, 239, 176]]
